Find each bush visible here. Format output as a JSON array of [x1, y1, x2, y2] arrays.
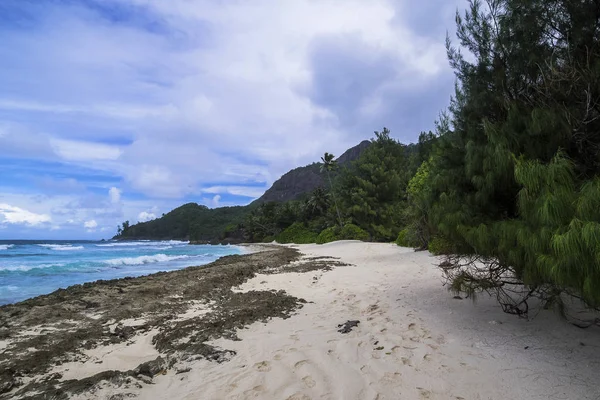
[[395, 229, 410, 247], [262, 235, 275, 243], [317, 224, 370, 244], [275, 223, 318, 244], [340, 224, 370, 241], [428, 236, 452, 255], [316, 226, 340, 244], [395, 228, 420, 247]]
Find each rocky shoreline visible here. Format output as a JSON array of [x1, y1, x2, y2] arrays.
[[0, 245, 348, 399]]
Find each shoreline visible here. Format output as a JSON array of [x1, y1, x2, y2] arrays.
[[2, 241, 599, 399]]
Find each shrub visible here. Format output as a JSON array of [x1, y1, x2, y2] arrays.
[[395, 228, 420, 247], [395, 229, 410, 247], [340, 224, 370, 241], [316, 226, 340, 244], [262, 235, 275, 243], [317, 224, 370, 244], [428, 236, 453, 255], [275, 223, 318, 244]]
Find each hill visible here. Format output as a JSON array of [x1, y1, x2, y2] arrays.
[[255, 140, 370, 203], [114, 140, 370, 242]]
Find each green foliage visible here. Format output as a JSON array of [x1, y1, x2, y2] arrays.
[[408, 0, 600, 312], [115, 203, 249, 241], [337, 128, 410, 241], [395, 228, 420, 248], [427, 236, 453, 256], [340, 224, 370, 241], [275, 222, 318, 244], [316, 224, 370, 244], [316, 227, 340, 244]]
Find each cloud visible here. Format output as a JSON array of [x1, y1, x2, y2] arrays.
[[202, 185, 268, 199], [0, 203, 51, 226], [109, 187, 122, 203], [84, 219, 98, 229], [0, 0, 463, 238], [211, 195, 221, 208], [51, 138, 123, 162], [138, 211, 156, 222]]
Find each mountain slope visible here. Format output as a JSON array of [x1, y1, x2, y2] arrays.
[[115, 140, 371, 241], [255, 140, 370, 203]]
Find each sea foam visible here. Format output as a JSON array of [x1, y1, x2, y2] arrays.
[[38, 244, 84, 251], [104, 254, 191, 266]]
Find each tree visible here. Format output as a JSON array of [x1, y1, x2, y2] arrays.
[[416, 0, 600, 314], [338, 128, 409, 241], [320, 152, 344, 227], [306, 187, 329, 219]]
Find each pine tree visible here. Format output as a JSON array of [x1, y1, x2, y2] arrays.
[[418, 0, 600, 313], [338, 128, 409, 241]]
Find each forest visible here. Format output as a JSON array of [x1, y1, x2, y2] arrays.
[[118, 0, 600, 315]]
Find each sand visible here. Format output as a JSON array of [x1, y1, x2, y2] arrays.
[[5, 241, 600, 399]]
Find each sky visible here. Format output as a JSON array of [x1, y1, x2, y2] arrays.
[[0, 0, 463, 240]]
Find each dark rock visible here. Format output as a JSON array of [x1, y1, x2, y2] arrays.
[[175, 367, 191, 375], [337, 320, 360, 334], [134, 357, 167, 378], [113, 325, 135, 340], [0, 376, 17, 395]]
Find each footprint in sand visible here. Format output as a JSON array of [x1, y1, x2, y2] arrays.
[[365, 304, 380, 314], [302, 376, 316, 388], [274, 353, 283, 361], [294, 360, 308, 369], [254, 361, 271, 372], [285, 393, 311, 400], [379, 372, 402, 385], [242, 385, 265, 397]]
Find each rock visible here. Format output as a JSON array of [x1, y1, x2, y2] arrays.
[[136, 374, 153, 384], [134, 357, 167, 378], [175, 367, 191, 375], [114, 325, 135, 340], [337, 320, 360, 334]]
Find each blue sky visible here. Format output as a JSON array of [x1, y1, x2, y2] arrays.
[[0, 0, 462, 239]]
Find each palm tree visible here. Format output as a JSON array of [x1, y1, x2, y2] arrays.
[[320, 152, 343, 227], [307, 187, 329, 217]]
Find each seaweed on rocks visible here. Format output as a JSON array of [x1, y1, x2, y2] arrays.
[[0, 245, 349, 399]]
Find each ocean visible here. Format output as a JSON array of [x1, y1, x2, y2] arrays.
[[0, 240, 244, 305]]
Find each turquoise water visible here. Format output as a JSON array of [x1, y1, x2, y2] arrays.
[[0, 240, 244, 305]]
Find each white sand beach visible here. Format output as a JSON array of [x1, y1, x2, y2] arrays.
[[59, 241, 600, 400]]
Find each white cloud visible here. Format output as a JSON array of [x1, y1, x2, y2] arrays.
[[0, 203, 51, 226], [202, 185, 268, 199], [84, 219, 98, 229], [109, 187, 122, 204], [0, 99, 176, 120], [50, 138, 122, 162], [138, 211, 156, 222], [0, 0, 462, 239], [0, 0, 457, 201]]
